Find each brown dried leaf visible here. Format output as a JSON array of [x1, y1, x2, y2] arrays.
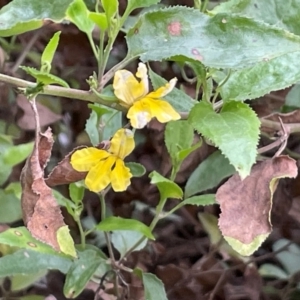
[[17, 95, 61, 130], [45, 146, 87, 187], [216, 156, 297, 256], [21, 128, 66, 250]]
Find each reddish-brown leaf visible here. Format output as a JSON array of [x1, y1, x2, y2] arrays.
[[216, 156, 297, 251]]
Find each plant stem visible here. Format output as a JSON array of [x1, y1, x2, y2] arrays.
[[87, 33, 99, 62], [75, 216, 86, 249]]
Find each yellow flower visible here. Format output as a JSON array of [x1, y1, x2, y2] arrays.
[[70, 128, 134, 192], [113, 63, 181, 128]]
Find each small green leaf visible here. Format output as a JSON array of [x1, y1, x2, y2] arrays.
[[177, 141, 202, 162], [41, 31, 61, 73], [259, 264, 288, 280], [149, 68, 196, 113], [185, 151, 235, 198], [165, 120, 194, 163], [0, 227, 66, 256], [97, 216, 154, 240], [142, 273, 168, 300], [88, 12, 108, 30], [149, 171, 183, 200], [126, 162, 146, 177], [125, 0, 160, 15], [11, 270, 47, 291], [0, 190, 22, 223], [0, 0, 74, 37], [189, 101, 260, 178], [0, 249, 72, 277], [85, 110, 100, 145], [64, 249, 105, 298], [101, 0, 118, 20], [182, 194, 216, 206], [57, 226, 77, 257], [111, 230, 147, 258], [127, 7, 300, 69], [2, 142, 33, 166], [69, 183, 85, 204], [66, 0, 94, 34], [21, 67, 69, 87], [285, 84, 300, 108]]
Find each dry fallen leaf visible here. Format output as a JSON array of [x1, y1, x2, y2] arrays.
[[21, 128, 67, 250], [216, 156, 297, 256]]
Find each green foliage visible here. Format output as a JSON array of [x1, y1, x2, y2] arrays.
[[126, 162, 146, 177], [88, 12, 108, 30], [189, 101, 260, 178], [101, 0, 118, 21], [0, 0, 73, 36], [142, 272, 168, 300], [0, 189, 22, 223], [126, 7, 300, 68], [57, 226, 77, 257], [185, 151, 235, 198], [125, 0, 161, 15], [97, 216, 155, 240]]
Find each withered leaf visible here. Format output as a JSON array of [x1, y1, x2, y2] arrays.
[[216, 156, 297, 256], [21, 128, 66, 251], [45, 146, 87, 187]]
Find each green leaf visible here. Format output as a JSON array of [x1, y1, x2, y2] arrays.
[[66, 0, 94, 34], [0, 0, 74, 37], [149, 68, 196, 113], [189, 101, 260, 178], [259, 264, 288, 280], [182, 194, 216, 206], [220, 52, 300, 101], [57, 226, 77, 258], [125, 0, 160, 15], [285, 84, 300, 108], [97, 216, 154, 240], [69, 183, 85, 204], [85, 110, 100, 145], [126, 162, 146, 177], [88, 12, 108, 30], [185, 151, 235, 198], [0, 227, 68, 256], [41, 31, 61, 73], [64, 249, 105, 298], [0, 190, 22, 223], [21, 66, 69, 87], [142, 273, 168, 300], [127, 7, 300, 69], [149, 171, 183, 200], [101, 0, 118, 20], [165, 120, 194, 163], [2, 142, 33, 166], [0, 249, 72, 277], [11, 271, 47, 291], [212, 0, 300, 36], [111, 230, 147, 258]]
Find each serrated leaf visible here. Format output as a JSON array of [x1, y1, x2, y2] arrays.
[[189, 101, 260, 178], [185, 150, 235, 198], [125, 0, 160, 14], [97, 216, 154, 240], [0, 227, 69, 256], [127, 7, 300, 69], [21, 66, 69, 87], [126, 162, 146, 177], [41, 31, 61, 72], [66, 0, 94, 34], [102, 0, 118, 21], [142, 273, 168, 300], [64, 249, 105, 298], [0, 0, 74, 37], [0, 249, 72, 277], [149, 171, 183, 200], [165, 120, 194, 163], [212, 0, 300, 36], [57, 226, 77, 257], [149, 68, 196, 112], [111, 230, 147, 258], [220, 52, 300, 101]]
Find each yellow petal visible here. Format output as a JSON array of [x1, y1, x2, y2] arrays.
[[71, 147, 109, 172], [143, 98, 181, 123], [109, 128, 135, 159], [85, 155, 116, 192], [147, 77, 177, 99], [110, 159, 132, 192], [113, 63, 149, 106], [127, 100, 152, 129]]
